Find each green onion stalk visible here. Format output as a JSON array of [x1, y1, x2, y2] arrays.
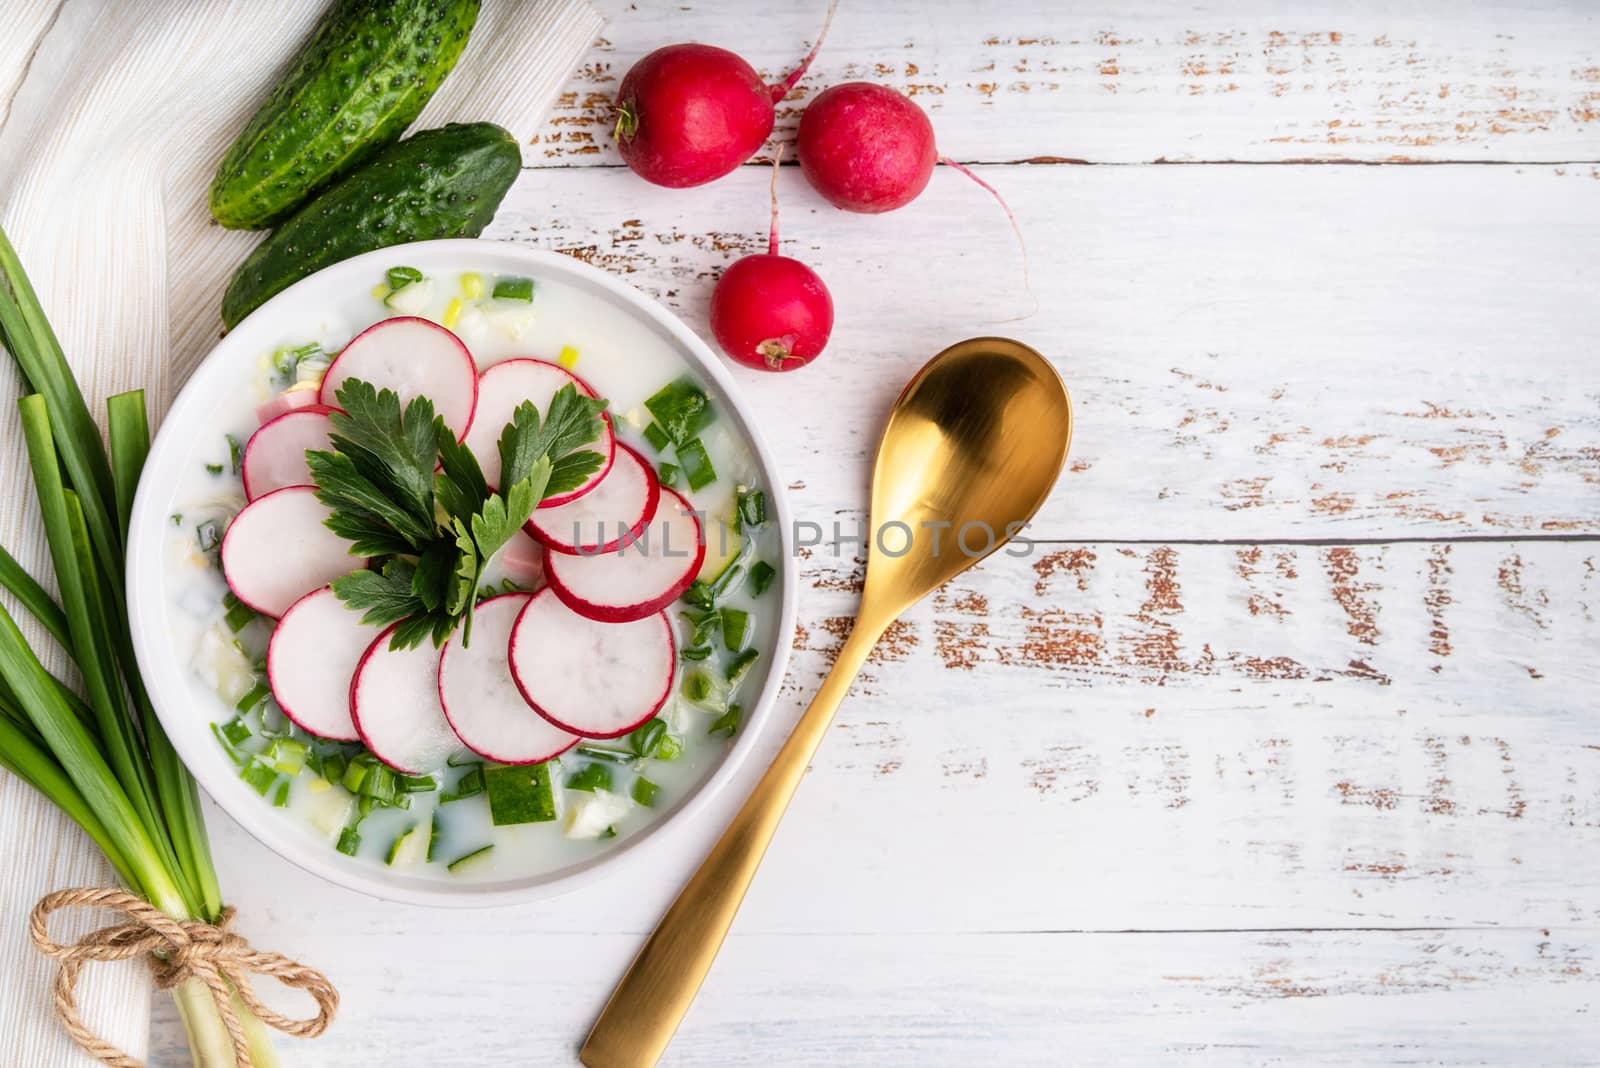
[[0, 225, 279, 1066]]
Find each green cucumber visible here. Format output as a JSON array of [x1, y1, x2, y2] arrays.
[[221, 122, 519, 327], [209, 0, 481, 230]]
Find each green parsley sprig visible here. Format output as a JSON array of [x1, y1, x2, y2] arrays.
[[308, 377, 607, 649]]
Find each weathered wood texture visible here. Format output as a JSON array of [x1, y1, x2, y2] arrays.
[[55, 0, 1589, 1063], [535, 0, 1600, 165]]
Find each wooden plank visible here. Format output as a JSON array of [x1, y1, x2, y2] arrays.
[[151, 926, 1600, 1066], [492, 162, 1600, 538], [534, 0, 1600, 166]]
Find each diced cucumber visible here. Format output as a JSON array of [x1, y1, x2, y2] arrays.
[[726, 647, 760, 688], [492, 276, 534, 301], [447, 844, 494, 872], [386, 822, 428, 867], [721, 607, 750, 651], [384, 278, 433, 314], [484, 763, 557, 825], [645, 377, 716, 445], [674, 438, 716, 490], [631, 776, 660, 808]]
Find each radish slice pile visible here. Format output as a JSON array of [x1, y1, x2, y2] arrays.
[[527, 443, 660, 555], [543, 487, 705, 623], [221, 487, 367, 618], [255, 385, 320, 424], [241, 406, 335, 500], [463, 359, 615, 500], [509, 588, 675, 738], [439, 594, 580, 763], [320, 317, 478, 437], [266, 587, 367, 741], [351, 625, 461, 774]]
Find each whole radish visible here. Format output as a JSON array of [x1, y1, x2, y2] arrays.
[[613, 3, 836, 188], [710, 150, 833, 372]]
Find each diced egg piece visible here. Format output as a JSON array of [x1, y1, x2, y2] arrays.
[[191, 625, 256, 706], [481, 299, 538, 340], [564, 788, 633, 840]]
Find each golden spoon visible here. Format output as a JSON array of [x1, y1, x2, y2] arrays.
[[580, 336, 1073, 1068]]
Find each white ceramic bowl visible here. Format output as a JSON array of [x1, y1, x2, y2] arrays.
[[127, 239, 796, 907]]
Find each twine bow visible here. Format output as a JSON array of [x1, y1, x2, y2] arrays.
[[29, 887, 338, 1068]]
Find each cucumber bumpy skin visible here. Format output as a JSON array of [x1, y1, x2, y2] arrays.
[[209, 0, 481, 231], [221, 122, 520, 328]]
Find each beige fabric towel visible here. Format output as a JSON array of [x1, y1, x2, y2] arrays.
[[0, 1, 602, 1063]]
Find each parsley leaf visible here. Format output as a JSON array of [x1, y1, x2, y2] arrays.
[[332, 560, 427, 628]]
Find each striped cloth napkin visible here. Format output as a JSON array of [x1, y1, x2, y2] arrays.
[[0, 1, 602, 1063]]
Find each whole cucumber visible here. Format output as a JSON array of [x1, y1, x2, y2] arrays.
[[209, 0, 481, 230], [221, 122, 520, 327]]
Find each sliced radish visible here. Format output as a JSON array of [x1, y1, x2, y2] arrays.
[[241, 405, 335, 500], [319, 317, 477, 438], [509, 588, 674, 738], [527, 442, 660, 555], [350, 625, 460, 774], [266, 586, 374, 741], [543, 487, 705, 623], [438, 593, 579, 763], [255, 385, 320, 424], [462, 358, 614, 502], [220, 487, 367, 618], [492, 528, 547, 591]]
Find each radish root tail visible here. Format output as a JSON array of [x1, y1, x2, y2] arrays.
[[939, 155, 1036, 320], [767, 144, 784, 256], [771, 0, 840, 101]]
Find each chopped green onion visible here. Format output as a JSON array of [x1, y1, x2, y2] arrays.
[[708, 705, 742, 738], [219, 716, 251, 747], [335, 826, 361, 856], [362, 763, 401, 806], [681, 581, 714, 611], [726, 647, 760, 688], [385, 822, 420, 865], [447, 750, 482, 767], [446, 844, 493, 872], [234, 680, 271, 715], [196, 520, 220, 552], [441, 763, 485, 803], [680, 645, 712, 661], [484, 762, 557, 825], [600, 826, 618, 839], [387, 266, 424, 289], [642, 422, 671, 453], [627, 718, 668, 760], [681, 608, 720, 647], [747, 560, 777, 597], [225, 434, 244, 475], [657, 462, 681, 488], [265, 738, 307, 775], [721, 607, 750, 652], [681, 671, 714, 705], [736, 488, 767, 528], [566, 762, 612, 793], [426, 813, 440, 863], [210, 723, 245, 767], [170, 512, 182, 526], [400, 773, 438, 793], [321, 751, 348, 786], [644, 377, 715, 446], [222, 592, 255, 633], [674, 438, 716, 490], [631, 776, 660, 807], [204, 462, 223, 476], [655, 734, 684, 761], [575, 743, 634, 764], [271, 780, 292, 807], [239, 758, 276, 796], [340, 756, 370, 795], [492, 276, 534, 302]]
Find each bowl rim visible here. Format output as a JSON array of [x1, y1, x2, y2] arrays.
[[126, 238, 798, 908]]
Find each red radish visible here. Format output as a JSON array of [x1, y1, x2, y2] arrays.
[[255, 385, 320, 424], [320, 317, 478, 437], [463, 358, 615, 501], [220, 486, 367, 618], [509, 587, 674, 739], [542, 487, 705, 623], [710, 149, 833, 371], [438, 593, 579, 763], [612, 2, 836, 188], [350, 624, 460, 774], [241, 405, 335, 500], [526, 442, 660, 555], [265, 586, 371, 742], [493, 529, 548, 591], [796, 82, 1026, 283]]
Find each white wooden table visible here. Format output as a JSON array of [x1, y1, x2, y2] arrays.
[[118, 0, 1600, 1062]]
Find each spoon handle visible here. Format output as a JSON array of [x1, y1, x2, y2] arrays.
[[580, 620, 885, 1068]]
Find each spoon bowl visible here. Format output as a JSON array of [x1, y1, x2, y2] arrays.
[[582, 337, 1072, 1068], [864, 337, 1073, 620]]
